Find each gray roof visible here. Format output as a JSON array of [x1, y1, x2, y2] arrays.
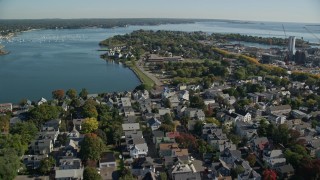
[[152, 130, 164, 138], [277, 164, 294, 173], [100, 152, 116, 163], [55, 168, 84, 179], [173, 172, 201, 180], [269, 105, 291, 112], [122, 123, 140, 131]]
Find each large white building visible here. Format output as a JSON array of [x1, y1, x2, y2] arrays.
[[288, 36, 296, 56]]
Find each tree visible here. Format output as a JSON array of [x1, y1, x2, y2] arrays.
[[163, 113, 173, 124], [95, 129, 108, 144], [81, 118, 99, 134], [205, 118, 221, 127], [0, 134, 28, 156], [80, 133, 106, 161], [52, 89, 65, 100], [234, 67, 246, 80], [82, 103, 98, 118], [193, 121, 204, 136], [262, 169, 277, 180], [83, 167, 102, 180], [0, 151, 21, 180], [29, 104, 61, 125], [160, 172, 167, 180], [10, 122, 38, 145], [163, 98, 171, 108], [66, 88, 77, 99], [190, 95, 205, 109], [79, 88, 89, 99], [56, 133, 69, 147], [0, 115, 10, 134], [19, 98, 28, 107], [231, 165, 245, 179], [246, 154, 256, 167], [175, 133, 197, 149], [39, 157, 55, 175], [258, 118, 268, 137]]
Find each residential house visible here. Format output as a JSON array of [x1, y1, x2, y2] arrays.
[[276, 164, 294, 179], [159, 143, 180, 158], [158, 108, 171, 116], [266, 105, 291, 115], [177, 84, 187, 91], [202, 123, 218, 140], [99, 152, 116, 168], [152, 130, 164, 144], [268, 114, 287, 125], [178, 90, 189, 101], [166, 132, 180, 140], [184, 108, 205, 121], [131, 157, 155, 177], [306, 138, 320, 158], [37, 97, 47, 106], [43, 119, 61, 131], [291, 110, 308, 119], [22, 154, 48, 170], [147, 117, 161, 131], [170, 163, 200, 180], [236, 111, 252, 122], [251, 137, 269, 157], [238, 169, 261, 180], [59, 158, 82, 170], [130, 143, 148, 159], [119, 97, 132, 107], [169, 95, 180, 108], [123, 107, 135, 117], [235, 121, 257, 139], [73, 119, 85, 132], [29, 139, 53, 155], [263, 150, 286, 168], [219, 148, 242, 164], [55, 168, 84, 180], [122, 123, 140, 131], [0, 103, 12, 112]]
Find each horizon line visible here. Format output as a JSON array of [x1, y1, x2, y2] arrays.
[[0, 17, 319, 24]]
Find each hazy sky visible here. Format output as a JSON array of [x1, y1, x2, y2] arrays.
[[0, 0, 319, 23]]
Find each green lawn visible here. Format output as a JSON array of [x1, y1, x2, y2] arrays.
[[125, 61, 155, 87]]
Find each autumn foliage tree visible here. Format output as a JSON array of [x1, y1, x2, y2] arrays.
[[81, 118, 99, 134], [263, 169, 277, 180], [175, 133, 197, 149], [246, 154, 256, 167], [52, 89, 65, 101]]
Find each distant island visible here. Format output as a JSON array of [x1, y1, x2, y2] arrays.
[[0, 18, 197, 37]]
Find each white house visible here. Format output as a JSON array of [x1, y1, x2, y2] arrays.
[[263, 150, 286, 168], [37, 97, 47, 106], [130, 144, 148, 159]]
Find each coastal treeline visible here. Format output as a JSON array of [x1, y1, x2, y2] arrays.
[[0, 18, 195, 36], [211, 33, 309, 47]]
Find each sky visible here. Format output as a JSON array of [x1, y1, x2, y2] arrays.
[[0, 0, 319, 23]]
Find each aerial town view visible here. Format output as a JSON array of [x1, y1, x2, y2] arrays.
[[0, 0, 320, 180]]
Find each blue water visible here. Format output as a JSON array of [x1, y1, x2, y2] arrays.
[[0, 20, 319, 103]]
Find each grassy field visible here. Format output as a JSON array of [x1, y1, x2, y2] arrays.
[[125, 61, 155, 87]]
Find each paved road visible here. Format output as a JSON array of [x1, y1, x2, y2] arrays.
[[137, 59, 163, 86]]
